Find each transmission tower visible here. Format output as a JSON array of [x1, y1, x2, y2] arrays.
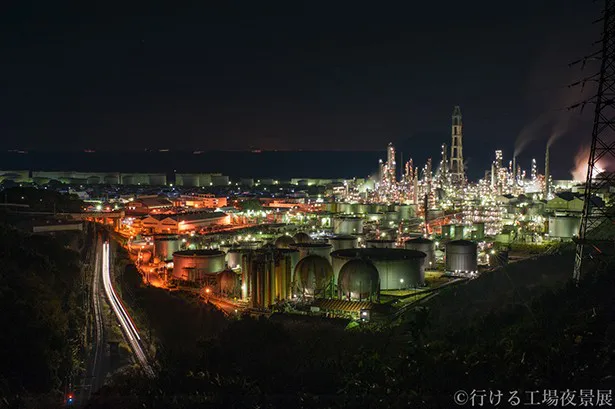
[[573, 0, 615, 281]]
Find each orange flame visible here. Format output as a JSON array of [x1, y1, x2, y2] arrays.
[[571, 146, 606, 181]]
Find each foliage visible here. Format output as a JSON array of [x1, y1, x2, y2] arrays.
[[237, 199, 262, 212], [2, 186, 84, 213], [88, 249, 615, 408], [0, 224, 85, 407]]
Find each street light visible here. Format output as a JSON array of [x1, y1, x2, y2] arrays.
[[400, 278, 404, 290]]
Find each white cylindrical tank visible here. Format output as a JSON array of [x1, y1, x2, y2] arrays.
[[404, 237, 435, 269], [327, 235, 358, 252], [356, 204, 369, 214], [226, 248, 250, 270], [333, 217, 363, 235], [366, 239, 395, 249], [331, 248, 426, 289], [385, 211, 399, 222], [548, 216, 581, 239], [153, 235, 181, 261], [150, 174, 167, 186], [291, 242, 333, 262], [445, 240, 478, 273], [104, 174, 120, 185], [172, 250, 226, 281]]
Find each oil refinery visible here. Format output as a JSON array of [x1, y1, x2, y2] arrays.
[[0, 105, 597, 322]]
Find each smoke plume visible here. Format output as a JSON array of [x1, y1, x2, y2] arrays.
[[514, 113, 551, 157], [571, 145, 607, 181]]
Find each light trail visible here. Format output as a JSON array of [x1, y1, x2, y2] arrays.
[[102, 241, 154, 377]]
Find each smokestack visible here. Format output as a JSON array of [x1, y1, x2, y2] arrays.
[[545, 145, 550, 198], [513, 155, 517, 180]]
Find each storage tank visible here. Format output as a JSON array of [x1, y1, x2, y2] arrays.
[[242, 248, 299, 306], [385, 211, 399, 223], [356, 204, 369, 214], [104, 174, 120, 185], [327, 235, 358, 251], [454, 225, 465, 240], [172, 250, 226, 281], [226, 248, 249, 269], [275, 235, 296, 249], [178, 174, 199, 187], [548, 216, 581, 239], [153, 235, 181, 262], [291, 242, 333, 262], [396, 204, 414, 220], [293, 232, 312, 244], [333, 216, 363, 235], [87, 176, 100, 185], [217, 269, 240, 296], [293, 255, 334, 298], [338, 258, 380, 301], [471, 223, 485, 240], [325, 203, 338, 213], [404, 237, 435, 269], [366, 239, 395, 249], [331, 248, 426, 289], [149, 174, 167, 186], [338, 203, 353, 214], [445, 240, 478, 273], [237, 240, 264, 250], [366, 213, 384, 223]]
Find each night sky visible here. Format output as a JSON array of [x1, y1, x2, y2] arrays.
[[0, 1, 600, 176]]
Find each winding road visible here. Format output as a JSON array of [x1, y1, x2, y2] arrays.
[[102, 240, 155, 377]]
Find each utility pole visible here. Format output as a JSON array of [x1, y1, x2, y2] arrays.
[[573, 0, 615, 282]]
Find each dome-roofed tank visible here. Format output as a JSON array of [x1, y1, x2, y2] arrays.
[[366, 239, 395, 249], [331, 248, 426, 289], [338, 258, 380, 301], [172, 249, 226, 281], [293, 232, 312, 244], [404, 237, 435, 268], [293, 255, 333, 298], [218, 269, 239, 296], [445, 240, 478, 273], [327, 235, 358, 251], [290, 242, 333, 262], [274, 235, 296, 249]]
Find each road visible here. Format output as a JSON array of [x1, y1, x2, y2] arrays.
[[102, 240, 155, 377]]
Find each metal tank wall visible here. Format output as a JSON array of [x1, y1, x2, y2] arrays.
[[154, 235, 181, 261], [104, 174, 120, 184], [226, 249, 247, 269], [404, 238, 435, 269], [445, 240, 478, 273], [396, 204, 414, 220], [149, 174, 167, 186], [246, 249, 298, 309], [366, 239, 395, 249], [172, 250, 226, 281], [333, 217, 364, 235], [548, 216, 581, 238], [331, 248, 426, 289], [291, 243, 333, 262], [327, 235, 358, 252]]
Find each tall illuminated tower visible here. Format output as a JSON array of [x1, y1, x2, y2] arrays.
[[450, 106, 465, 184], [387, 142, 396, 183]]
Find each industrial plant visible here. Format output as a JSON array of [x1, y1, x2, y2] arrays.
[[0, 105, 600, 323]]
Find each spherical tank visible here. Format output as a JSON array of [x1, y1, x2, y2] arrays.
[[274, 235, 296, 249], [291, 242, 333, 262], [332, 217, 363, 235], [338, 258, 380, 301], [327, 235, 358, 252], [404, 237, 435, 268], [331, 248, 426, 289], [172, 250, 226, 281], [445, 240, 478, 273], [366, 239, 395, 249], [548, 216, 581, 238], [218, 269, 239, 295], [293, 255, 334, 298], [153, 235, 181, 261]]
